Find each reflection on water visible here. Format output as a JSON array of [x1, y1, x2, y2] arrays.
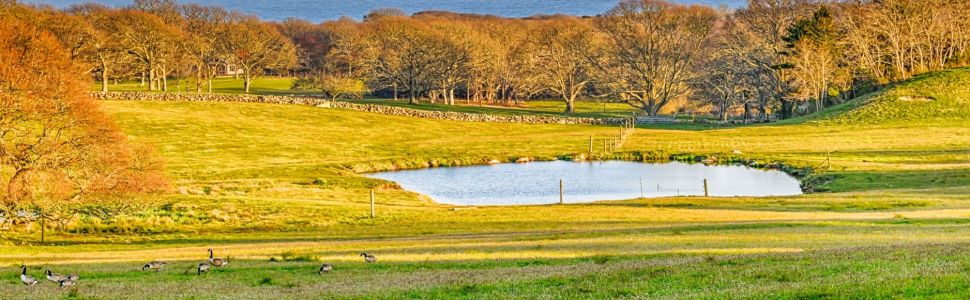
[[367, 161, 803, 206]]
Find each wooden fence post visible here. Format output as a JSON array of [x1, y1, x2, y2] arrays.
[[826, 149, 832, 168], [559, 179, 564, 205], [370, 189, 375, 218], [639, 177, 644, 198], [703, 179, 709, 197]]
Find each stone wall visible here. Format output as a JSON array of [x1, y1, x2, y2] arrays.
[[93, 92, 626, 125]]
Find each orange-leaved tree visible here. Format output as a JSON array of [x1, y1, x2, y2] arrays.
[[0, 15, 169, 237]]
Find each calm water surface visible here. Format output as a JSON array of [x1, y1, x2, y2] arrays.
[[367, 161, 802, 206], [30, 0, 744, 22]]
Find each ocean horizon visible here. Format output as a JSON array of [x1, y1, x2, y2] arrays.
[[26, 0, 745, 22]]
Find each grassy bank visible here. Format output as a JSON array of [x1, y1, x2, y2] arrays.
[[5, 69, 967, 298]]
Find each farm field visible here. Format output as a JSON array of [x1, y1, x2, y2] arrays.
[[93, 77, 303, 96], [4, 69, 969, 298], [96, 77, 650, 119]]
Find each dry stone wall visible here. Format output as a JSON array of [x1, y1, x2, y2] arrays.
[[93, 92, 626, 125]]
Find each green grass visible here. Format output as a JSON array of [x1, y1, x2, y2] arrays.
[[95, 76, 304, 96], [347, 98, 643, 119], [7, 68, 968, 298]]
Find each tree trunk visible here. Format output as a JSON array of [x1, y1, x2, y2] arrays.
[[780, 99, 794, 119], [196, 68, 203, 93], [244, 73, 252, 94], [564, 97, 575, 113], [408, 89, 418, 105], [759, 103, 768, 122], [148, 69, 156, 91], [743, 102, 751, 123], [100, 66, 109, 95], [408, 78, 418, 105], [718, 100, 728, 122]]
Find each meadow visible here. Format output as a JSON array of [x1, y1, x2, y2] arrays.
[[2, 70, 968, 299]]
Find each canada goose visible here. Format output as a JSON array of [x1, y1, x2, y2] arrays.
[[58, 278, 76, 288], [143, 261, 168, 272], [20, 265, 38, 286], [208, 249, 229, 267], [45, 269, 66, 283], [197, 262, 211, 275], [360, 253, 377, 263], [318, 263, 333, 274], [67, 273, 80, 281]]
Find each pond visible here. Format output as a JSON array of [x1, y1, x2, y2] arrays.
[[366, 161, 803, 206]]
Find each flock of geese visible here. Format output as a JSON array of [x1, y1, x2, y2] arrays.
[[18, 265, 78, 287], [19, 249, 380, 287]]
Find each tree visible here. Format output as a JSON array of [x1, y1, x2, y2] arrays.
[[0, 16, 168, 232], [595, 0, 718, 116], [367, 17, 446, 104], [784, 6, 847, 112], [108, 9, 182, 91], [323, 17, 375, 79], [428, 22, 473, 105], [180, 4, 229, 93], [278, 17, 331, 76], [69, 4, 130, 95], [840, 0, 970, 84], [221, 15, 298, 93], [732, 0, 814, 120], [697, 14, 750, 122], [533, 19, 598, 113]]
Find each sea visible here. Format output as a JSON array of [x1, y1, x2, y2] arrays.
[[27, 0, 745, 22]]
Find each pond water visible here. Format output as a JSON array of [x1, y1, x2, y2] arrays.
[[367, 161, 803, 206]]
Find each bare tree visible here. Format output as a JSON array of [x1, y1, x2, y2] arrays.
[[595, 0, 718, 116], [533, 19, 598, 113], [784, 6, 848, 112], [428, 22, 473, 105], [367, 17, 446, 104], [180, 4, 229, 93], [221, 15, 297, 93], [107, 10, 181, 91], [733, 0, 814, 119]]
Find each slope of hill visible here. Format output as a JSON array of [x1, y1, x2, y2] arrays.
[[797, 68, 970, 125]]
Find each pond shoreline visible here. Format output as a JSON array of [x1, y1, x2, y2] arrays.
[[365, 160, 804, 206], [349, 151, 819, 199]]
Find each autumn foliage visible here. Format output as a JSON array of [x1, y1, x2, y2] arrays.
[[0, 14, 168, 223]]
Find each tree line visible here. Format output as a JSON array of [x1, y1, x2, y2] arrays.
[[4, 0, 970, 120]]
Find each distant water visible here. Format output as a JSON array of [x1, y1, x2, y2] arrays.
[[28, 0, 744, 22], [367, 161, 802, 206]]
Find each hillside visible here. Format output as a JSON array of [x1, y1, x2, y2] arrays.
[[785, 67, 970, 125]]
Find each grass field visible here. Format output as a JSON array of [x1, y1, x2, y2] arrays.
[[5, 69, 968, 298], [95, 76, 671, 120], [95, 77, 303, 96], [347, 98, 644, 119]]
